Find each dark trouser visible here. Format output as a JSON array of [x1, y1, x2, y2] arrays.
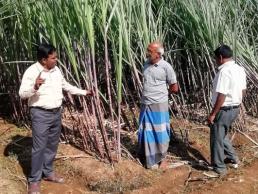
[[28, 107, 61, 183], [210, 107, 240, 173]]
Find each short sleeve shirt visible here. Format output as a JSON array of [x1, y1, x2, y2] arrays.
[[141, 59, 177, 104], [211, 61, 246, 107]]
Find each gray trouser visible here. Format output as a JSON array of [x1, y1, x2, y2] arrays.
[[28, 107, 61, 183], [210, 107, 240, 173]]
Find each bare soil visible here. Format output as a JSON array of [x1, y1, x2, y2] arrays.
[[1, 117, 258, 194]]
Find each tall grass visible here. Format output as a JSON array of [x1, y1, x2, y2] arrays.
[[1, 0, 258, 162]]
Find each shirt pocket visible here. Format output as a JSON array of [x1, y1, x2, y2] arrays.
[[51, 73, 62, 87], [153, 68, 166, 82]]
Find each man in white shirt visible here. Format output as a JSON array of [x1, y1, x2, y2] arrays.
[[19, 43, 92, 194], [205, 45, 246, 177]]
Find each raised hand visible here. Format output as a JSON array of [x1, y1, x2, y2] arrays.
[[34, 72, 45, 90]]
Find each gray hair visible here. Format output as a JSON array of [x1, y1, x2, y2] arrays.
[[157, 47, 164, 55]]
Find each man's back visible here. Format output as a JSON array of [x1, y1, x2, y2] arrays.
[[212, 61, 246, 107]]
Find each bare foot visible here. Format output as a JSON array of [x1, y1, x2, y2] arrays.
[[159, 160, 170, 169]]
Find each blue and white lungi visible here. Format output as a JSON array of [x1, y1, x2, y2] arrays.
[[138, 102, 170, 168]]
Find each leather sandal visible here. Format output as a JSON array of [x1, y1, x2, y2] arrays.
[[28, 182, 40, 194], [43, 173, 65, 183]]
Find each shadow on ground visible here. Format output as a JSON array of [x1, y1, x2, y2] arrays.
[[121, 127, 209, 170], [169, 135, 209, 170], [4, 135, 32, 177]]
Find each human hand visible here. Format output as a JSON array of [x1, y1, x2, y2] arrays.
[[34, 72, 45, 90], [207, 114, 215, 125], [86, 89, 94, 96]]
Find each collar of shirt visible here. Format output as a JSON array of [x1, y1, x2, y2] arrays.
[[155, 58, 164, 66], [218, 60, 235, 70], [35, 62, 57, 73], [35, 62, 44, 72], [146, 58, 164, 67]]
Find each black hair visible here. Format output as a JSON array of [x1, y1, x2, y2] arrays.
[[37, 43, 56, 61], [214, 44, 233, 59]]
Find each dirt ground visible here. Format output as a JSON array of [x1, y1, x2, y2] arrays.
[[1, 117, 258, 194]]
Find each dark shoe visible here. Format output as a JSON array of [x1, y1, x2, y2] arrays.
[[43, 173, 65, 183], [225, 158, 241, 169], [28, 182, 40, 194], [229, 161, 241, 169]]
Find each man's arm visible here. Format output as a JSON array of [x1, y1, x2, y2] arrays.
[[169, 83, 179, 94], [62, 77, 93, 96], [19, 70, 37, 99], [208, 93, 226, 124], [62, 78, 85, 95], [166, 63, 178, 94]]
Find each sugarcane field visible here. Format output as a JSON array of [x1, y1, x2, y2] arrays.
[[1, 0, 258, 194]]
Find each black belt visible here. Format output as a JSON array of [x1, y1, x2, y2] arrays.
[[31, 106, 61, 112], [220, 105, 239, 111]]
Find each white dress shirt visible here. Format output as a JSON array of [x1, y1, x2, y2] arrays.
[[211, 60, 246, 107], [19, 62, 86, 109]]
